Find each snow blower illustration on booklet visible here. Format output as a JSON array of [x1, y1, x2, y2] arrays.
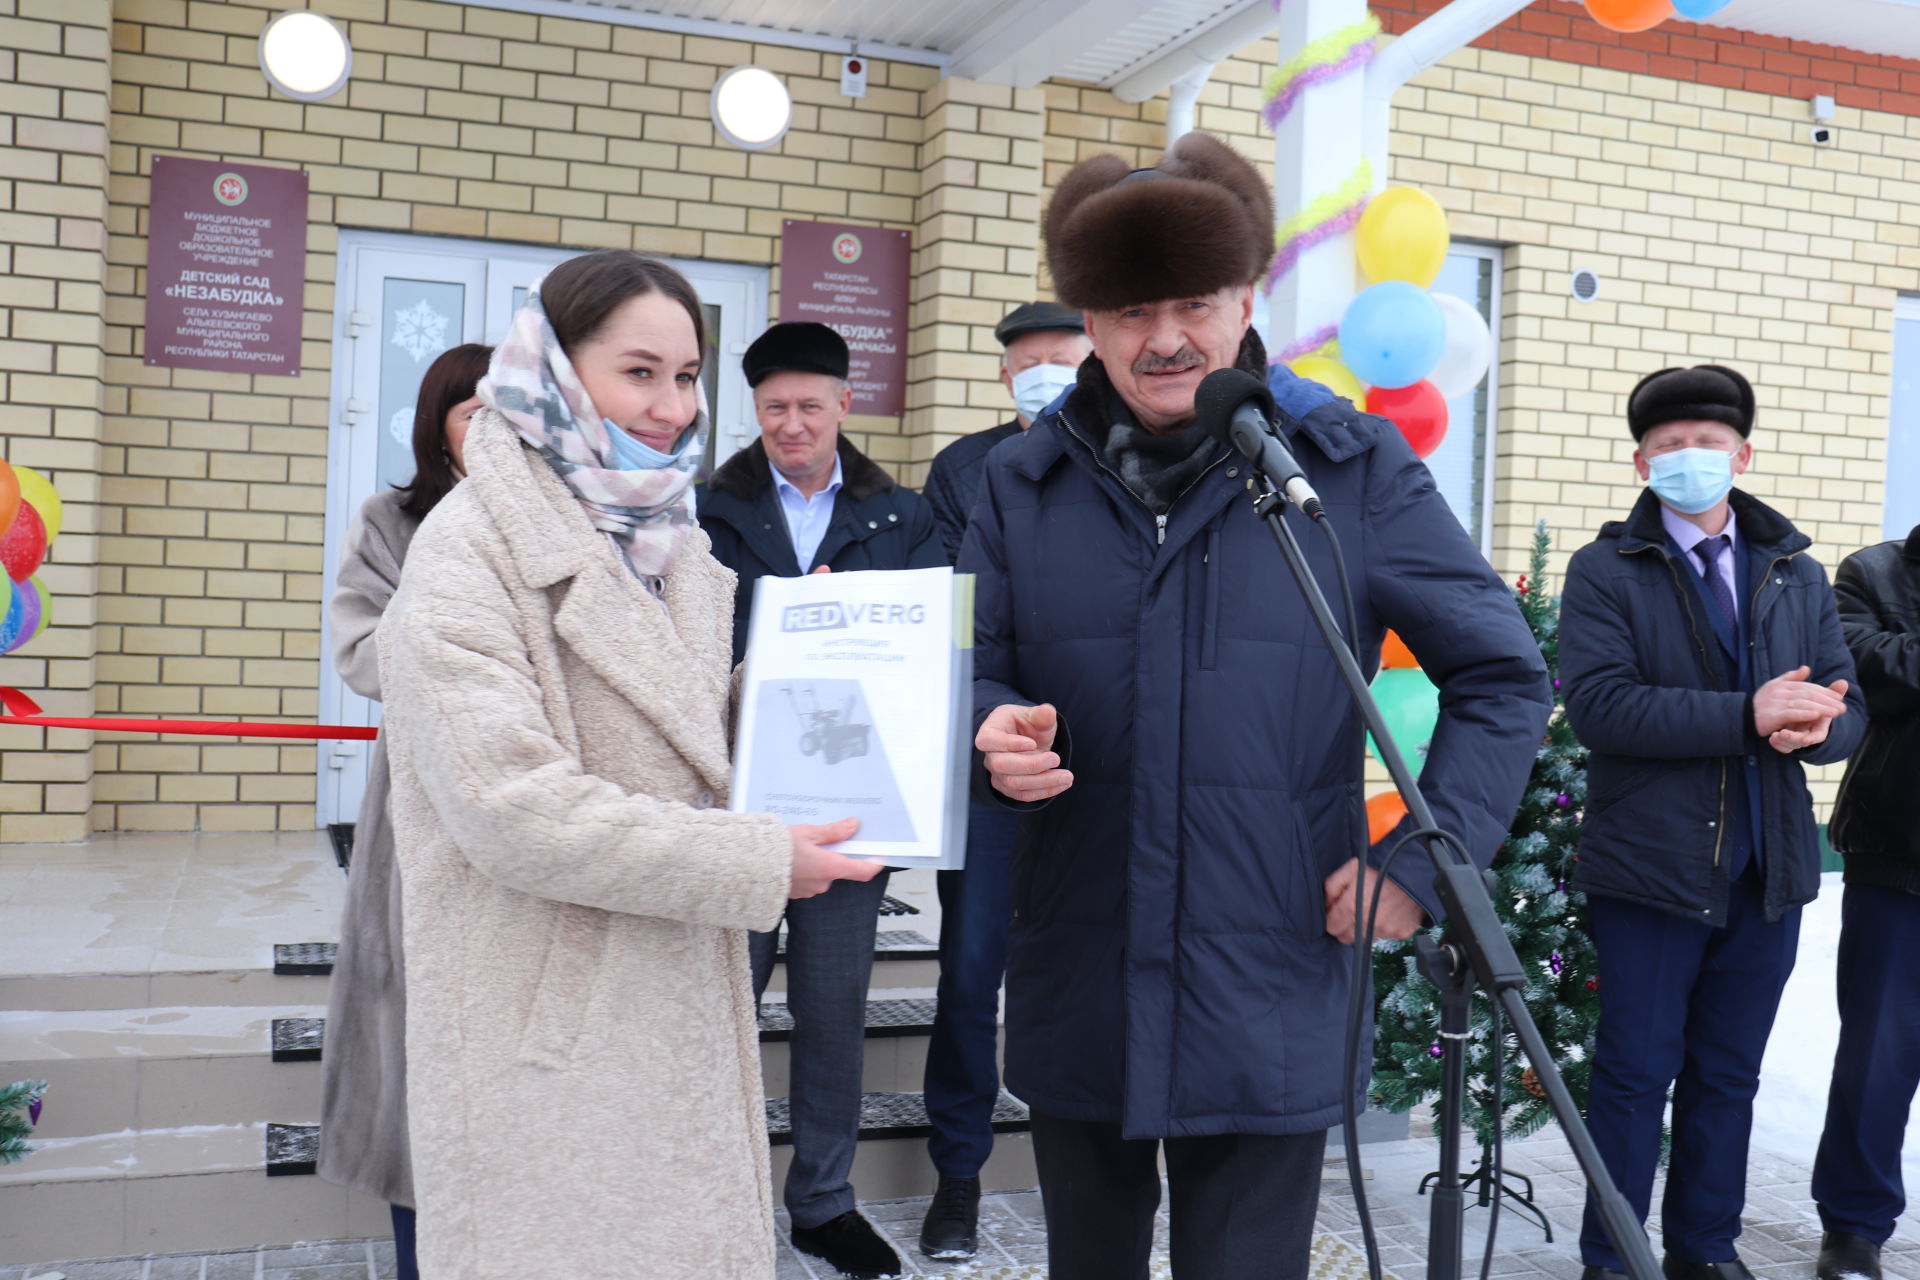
[[733, 567, 973, 869]]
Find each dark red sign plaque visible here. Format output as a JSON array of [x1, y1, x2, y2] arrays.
[[780, 220, 912, 416], [144, 156, 309, 376]]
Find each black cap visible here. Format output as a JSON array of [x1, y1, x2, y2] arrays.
[[743, 322, 849, 387], [1627, 365, 1755, 440], [993, 301, 1084, 347]]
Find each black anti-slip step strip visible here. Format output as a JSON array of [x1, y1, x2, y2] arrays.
[[766, 1090, 1029, 1146], [271, 1018, 324, 1062], [266, 1123, 320, 1176], [878, 894, 919, 916], [757, 997, 937, 1042], [273, 942, 337, 975], [274, 929, 936, 979]]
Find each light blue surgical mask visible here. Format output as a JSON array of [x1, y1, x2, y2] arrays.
[[603, 418, 694, 471], [1646, 446, 1735, 514], [1011, 362, 1077, 424]]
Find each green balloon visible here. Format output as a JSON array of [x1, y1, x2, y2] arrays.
[[1367, 667, 1441, 775]]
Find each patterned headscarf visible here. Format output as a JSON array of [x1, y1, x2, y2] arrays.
[[478, 278, 707, 581]]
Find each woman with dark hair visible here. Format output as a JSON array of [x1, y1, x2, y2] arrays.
[[319, 341, 492, 1280], [375, 250, 881, 1278]]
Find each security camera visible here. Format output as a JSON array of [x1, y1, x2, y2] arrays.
[[1810, 125, 1835, 146]]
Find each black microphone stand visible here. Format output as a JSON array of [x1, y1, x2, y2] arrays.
[[1241, 474, 1659, 1280]]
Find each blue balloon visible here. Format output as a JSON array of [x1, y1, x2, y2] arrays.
[[0, 581, 22, 655], [1339, 282, 1445, 390], [1671, 0, 1732, 16]]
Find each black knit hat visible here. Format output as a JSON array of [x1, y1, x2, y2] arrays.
[[994, 301, 1084, 346], [1626, 365, 1756, 440], [743, 322, 849, 387]]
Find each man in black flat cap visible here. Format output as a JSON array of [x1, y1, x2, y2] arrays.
[[912, 301, 1093, 1262], [1560, 364, 1864, 1280], [698, 321, 941, 1280]]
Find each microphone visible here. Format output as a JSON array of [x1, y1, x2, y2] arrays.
[[1194, 368, 1324, 517]]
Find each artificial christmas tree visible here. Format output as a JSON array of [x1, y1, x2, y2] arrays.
[[1, 1079, 47, 1165], [1368, 523, 1598, 1232]]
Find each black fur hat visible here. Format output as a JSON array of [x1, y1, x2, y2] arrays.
[[742, 321, 849, 387], [1626, 364, 1755, 440], [1044, 133, 1273, 313]]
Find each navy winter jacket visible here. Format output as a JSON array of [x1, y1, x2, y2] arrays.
[[923, 419, 1022, 564], [1559, 489, 1864, 926], [959, 349, 1550, 1138], [696, 437, 944, 665]]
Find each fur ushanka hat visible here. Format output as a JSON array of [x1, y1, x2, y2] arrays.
[[1626, 364, 1756, 440], [1043, 133, 1274, 313]]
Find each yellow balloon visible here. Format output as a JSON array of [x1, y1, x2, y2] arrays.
[[12, 466, 61, 542], [1290, 355, 1366, 406], [1356, 186, 1450, 288]]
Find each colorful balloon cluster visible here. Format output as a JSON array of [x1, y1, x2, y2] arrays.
[[1581, 0, 1730, 33], [1367, 626, 1440, 774], [0, 459, 60, 655], [1291, 187, 1494, 461]]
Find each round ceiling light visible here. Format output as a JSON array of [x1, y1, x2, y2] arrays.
[[711, 65, 793, 151], [258, 10, 353, 102]]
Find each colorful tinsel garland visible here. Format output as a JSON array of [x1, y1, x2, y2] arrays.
[[1265, 159, 1373, 294], [1259, 15, 1382, 130]]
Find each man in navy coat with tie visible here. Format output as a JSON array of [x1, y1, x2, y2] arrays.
[[1559, 365, 1865, 1280]]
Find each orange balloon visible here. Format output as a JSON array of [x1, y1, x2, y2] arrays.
[[1367, 793, 1410, 845], [0, 461, 16, 539], [1381, 630, 1418, 670], [1583, 0, 1674, 32]]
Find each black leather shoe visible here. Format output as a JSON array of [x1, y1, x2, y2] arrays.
[[1582, 1268, 1629, 1280], [1663, 1257, 1758, 1280], [791, 1210, 904, 1279], [1817, 1231, 1884, 1280], [919, 1175, 981, 1259]]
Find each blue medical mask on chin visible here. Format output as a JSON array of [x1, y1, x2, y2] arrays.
[[1646, 446, 1735, 514], [1010, 362, 1077, 423], [603, 418, 694, 471]]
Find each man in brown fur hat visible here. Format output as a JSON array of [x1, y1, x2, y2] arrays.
[[960, 133, 1550, 1278]]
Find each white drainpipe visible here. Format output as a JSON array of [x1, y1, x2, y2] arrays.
[[1363, 0, 1537, 188], [1165, 62, 1218, 145]]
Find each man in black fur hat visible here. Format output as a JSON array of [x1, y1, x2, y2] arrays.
[[963, 133, 1550, 1278], [1559, 365, 1863, 1280], [698, 321, 941, 1280]]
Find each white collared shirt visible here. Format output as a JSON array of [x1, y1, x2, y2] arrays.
[[773, 455, 844, 570], [1661, 502, 1741, 626]]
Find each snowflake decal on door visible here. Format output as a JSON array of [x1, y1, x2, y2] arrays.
[[389, 407, 415, 450], [391, 297, 448, 362]]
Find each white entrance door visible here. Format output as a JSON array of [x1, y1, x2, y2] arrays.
[[319, 231, 770, 825]]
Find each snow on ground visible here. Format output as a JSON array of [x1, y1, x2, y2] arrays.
[[1752, 871, 1920, 1200]]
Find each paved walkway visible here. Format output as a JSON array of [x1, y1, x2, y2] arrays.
[[12, 1118, 1917, 1280]]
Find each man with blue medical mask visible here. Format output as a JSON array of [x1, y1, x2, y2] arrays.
[[921, 302, 1091, 563], [698, 320, 942, 1280], [1560, 364, 1865, 1280], [911, 301, 1090, 1263]]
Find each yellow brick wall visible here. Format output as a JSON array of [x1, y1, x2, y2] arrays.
[[0, 0, 113, 843], [2, 0, 1907, 835]]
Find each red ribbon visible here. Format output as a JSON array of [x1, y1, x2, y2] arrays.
[[0, 688, 378, 740]]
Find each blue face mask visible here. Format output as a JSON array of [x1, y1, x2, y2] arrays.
[[1646, 446, 1735, 514], [1010, 362, 1077, 423], [603, 418, 694, 471]]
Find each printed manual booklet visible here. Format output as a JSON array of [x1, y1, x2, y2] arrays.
[[732, 566, 974, 868]]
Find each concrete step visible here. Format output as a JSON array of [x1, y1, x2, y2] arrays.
[[0, 1121, 388, 1266], [264, 995, 958, 1097], [0, 1005, 327, 1140], [274, 925, 943, 993]]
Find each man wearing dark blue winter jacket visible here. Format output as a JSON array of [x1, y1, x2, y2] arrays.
[[1559, 364, 1864, 1280], [962, 133, 1551, 1280]]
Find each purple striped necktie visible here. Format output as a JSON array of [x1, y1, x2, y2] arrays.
[[1693, 534, 1737, 634]]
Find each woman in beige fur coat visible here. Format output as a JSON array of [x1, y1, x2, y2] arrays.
[[376, 251, 879, 1279]]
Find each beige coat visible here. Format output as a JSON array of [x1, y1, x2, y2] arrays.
[[378, 409, 793, 1279], [318, 489, 420, 1208]]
